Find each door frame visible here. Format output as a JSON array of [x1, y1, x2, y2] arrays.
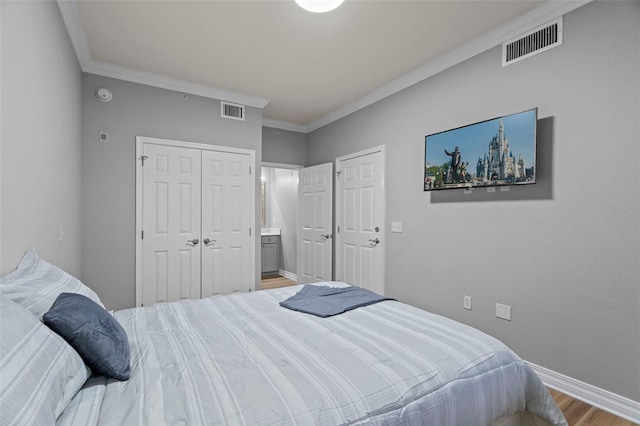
[[335, 145, 386, 294], [135, 136, 256, 307], [261, 162, 303, 282]]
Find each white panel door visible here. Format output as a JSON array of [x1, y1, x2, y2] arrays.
[[141, 144, 202, 306], [201, 150, 252, 296], [297, 163, 333, 284], [336, 147, 385, 294]]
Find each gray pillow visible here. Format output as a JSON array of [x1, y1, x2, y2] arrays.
[[0, 297, 90, 425], [43, 293, 131, 380], [0, 249, 105, 318]]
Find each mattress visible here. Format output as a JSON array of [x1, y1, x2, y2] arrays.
[[57, 283, 567, 425]]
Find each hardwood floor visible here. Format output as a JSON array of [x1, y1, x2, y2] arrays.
[[259, 278, 636, 426], [548, 388, 637, 426], [260, 275, 297, 291]]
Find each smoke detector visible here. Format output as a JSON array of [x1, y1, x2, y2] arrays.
[[95, 88, 113, 102]]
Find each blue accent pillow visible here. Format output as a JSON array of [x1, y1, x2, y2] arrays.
[[43, 293, 131, 380]]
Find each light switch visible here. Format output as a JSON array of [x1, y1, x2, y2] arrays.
[[391, 222, 403, 233], [463, 295, 472, 310]]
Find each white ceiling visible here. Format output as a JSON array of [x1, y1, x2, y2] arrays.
[[58, 0, 586, 132]]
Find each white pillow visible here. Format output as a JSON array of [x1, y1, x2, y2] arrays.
[[0, 297, 91, 425], [0, 249, 104, 317]]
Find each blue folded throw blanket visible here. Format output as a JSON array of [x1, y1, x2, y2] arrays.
[[279, 285, 394, 317]]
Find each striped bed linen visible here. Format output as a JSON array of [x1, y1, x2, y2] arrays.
[[57, 283, 567, 426]]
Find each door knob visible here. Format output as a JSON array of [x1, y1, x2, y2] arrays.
[[321, 234, 332, 239], [368, 238, 380, 245], [187, 238, 199, 245], [203, 238, 216, 246]]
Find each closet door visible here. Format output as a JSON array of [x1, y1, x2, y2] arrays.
[[201, 150, 252, 296], [141, 144, 202, 306]]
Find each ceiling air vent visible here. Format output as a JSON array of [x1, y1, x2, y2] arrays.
[[221, 101, 245, 121], [502, 17, 563, 67]]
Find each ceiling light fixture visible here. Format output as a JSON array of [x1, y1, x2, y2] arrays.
[[295, 0, 344, 13]]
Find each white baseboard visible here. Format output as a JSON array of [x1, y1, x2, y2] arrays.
[[279, 270, 297, 282], [527, 362, 640, 424]]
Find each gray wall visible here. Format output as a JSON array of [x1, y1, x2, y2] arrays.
[[82, 74, 262, 311], [262, 126, 307, 166], [307, 1, 640, 402], [1, 1, 83, 276]]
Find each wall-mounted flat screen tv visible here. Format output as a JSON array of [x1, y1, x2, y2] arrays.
[[424, 108, 537, 191]]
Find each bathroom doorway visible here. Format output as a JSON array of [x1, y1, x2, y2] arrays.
[[260, 164, 301, 286]]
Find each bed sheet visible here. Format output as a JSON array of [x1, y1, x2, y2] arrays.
[[57, 284, 566, 426]]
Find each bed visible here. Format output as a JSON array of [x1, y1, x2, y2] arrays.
[[1, 250, 567, 426]]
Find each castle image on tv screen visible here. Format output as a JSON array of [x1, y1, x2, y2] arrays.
[[424, 108, 537, 191]]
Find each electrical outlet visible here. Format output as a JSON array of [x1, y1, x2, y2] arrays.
[[463, 295, 472, 310], [496, 303, 511, 321], [99, 131, 109, 143]]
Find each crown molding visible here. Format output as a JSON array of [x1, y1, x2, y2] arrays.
[[83, 60, 270, 109], [57, 0, 92, 66], [262, 119, 308, 134], [56, 0, 269, 110], [305, 0, 591, 133]]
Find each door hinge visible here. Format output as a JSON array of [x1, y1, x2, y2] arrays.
[[337, 225, 340, 233], [249, 166, 252, 175], [249, 228, 252, 236], [139, 155, 149, 166], [141, 230, 144, 240]]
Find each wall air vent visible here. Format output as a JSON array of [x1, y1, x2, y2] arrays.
[[502, 17, 563, 67], [221, 101, 245, 121]]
